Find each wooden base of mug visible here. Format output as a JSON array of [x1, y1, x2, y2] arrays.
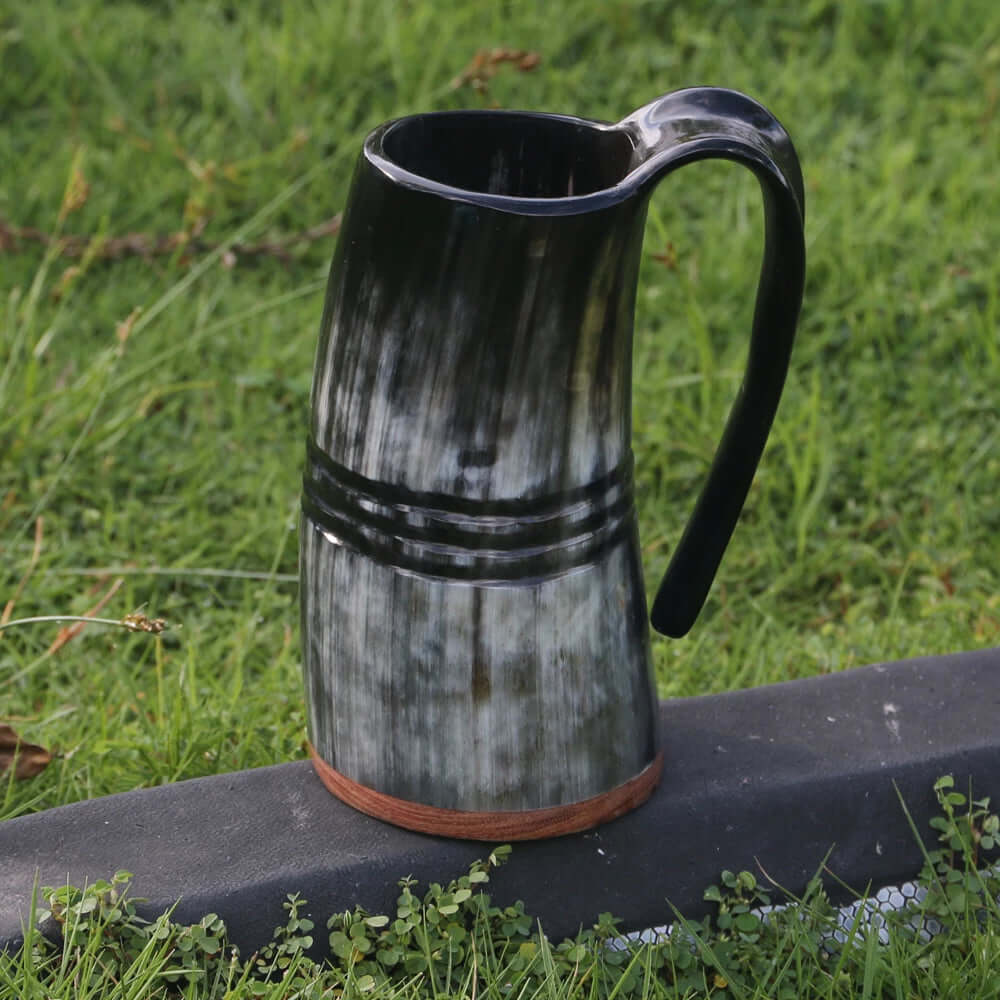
[[308, 743, 664, 840]]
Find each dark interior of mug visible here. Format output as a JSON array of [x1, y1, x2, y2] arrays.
[[380, 113, 634, 198]]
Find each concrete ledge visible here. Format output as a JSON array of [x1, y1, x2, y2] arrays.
[[2, 647, 999, 956]]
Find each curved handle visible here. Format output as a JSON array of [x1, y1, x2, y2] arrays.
[[618, 88, 806, 638]]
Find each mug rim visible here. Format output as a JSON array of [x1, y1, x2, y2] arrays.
[[364, 109, 642, 216]]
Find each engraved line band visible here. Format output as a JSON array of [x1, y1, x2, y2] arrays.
[[302, 438, 636, 580]]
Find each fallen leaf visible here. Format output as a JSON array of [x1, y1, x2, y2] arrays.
[[0, 724, 52, 779]]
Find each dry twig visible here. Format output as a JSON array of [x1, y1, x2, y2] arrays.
[[45, 577, 124, 654], [0, 214, 341, 266], [450, 47, 541, 96]]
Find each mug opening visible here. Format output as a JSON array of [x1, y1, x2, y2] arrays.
[[377, 112, 635, 200]]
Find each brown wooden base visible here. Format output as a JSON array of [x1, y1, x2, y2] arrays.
[[308, 744, 664, 840]]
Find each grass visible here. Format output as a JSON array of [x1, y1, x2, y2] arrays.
[[1, 0, 999, 995]]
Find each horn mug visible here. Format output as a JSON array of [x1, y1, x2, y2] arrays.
[[301, 87, 805, 839]]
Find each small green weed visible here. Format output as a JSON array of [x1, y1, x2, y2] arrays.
[[915, 774, 1000, 924], [324, 844, 648, 998]]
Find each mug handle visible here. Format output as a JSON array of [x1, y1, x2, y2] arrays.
[[617, 88, 806, 638]]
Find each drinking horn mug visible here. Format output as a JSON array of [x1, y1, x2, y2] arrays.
[[301, 87, 805, 839]]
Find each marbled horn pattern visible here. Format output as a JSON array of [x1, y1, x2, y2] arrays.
[[301, 115, 661, 812]]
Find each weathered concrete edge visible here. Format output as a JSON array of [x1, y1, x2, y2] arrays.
[[2, 646, 998, 957]]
